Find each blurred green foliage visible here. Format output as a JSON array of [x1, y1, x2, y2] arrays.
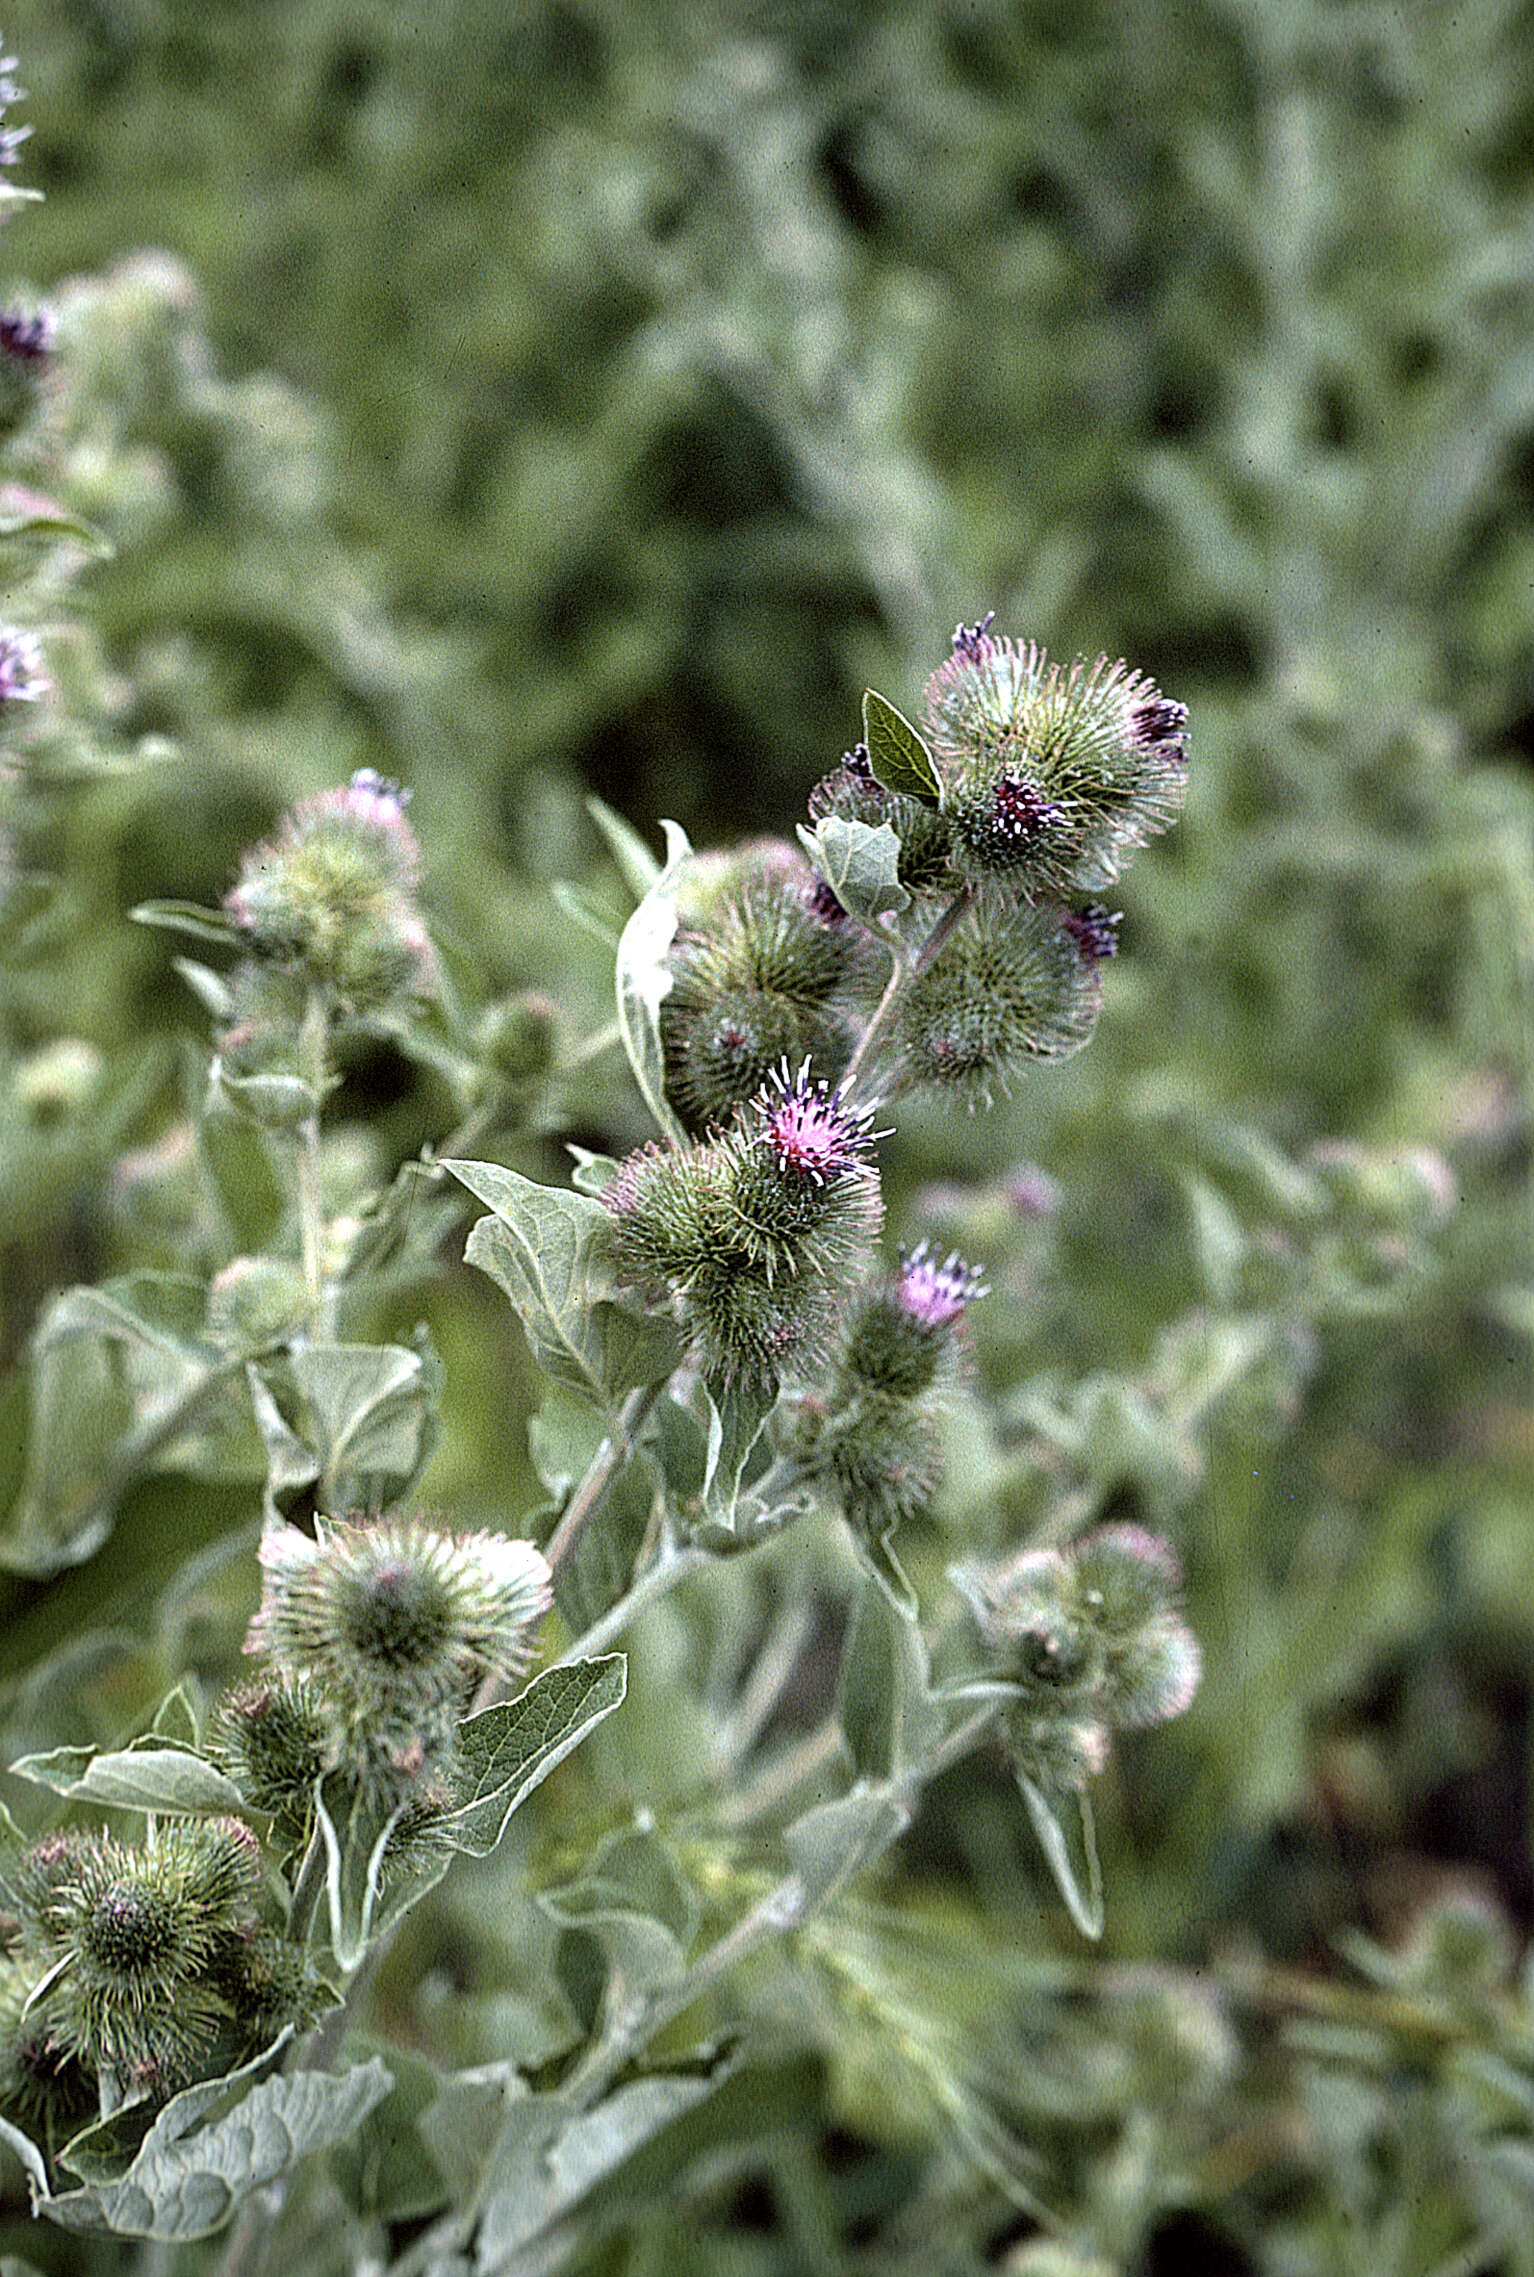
[[1, 0, 1532, 2269]]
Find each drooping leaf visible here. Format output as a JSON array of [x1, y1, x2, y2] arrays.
[[313, 1780, 434, 1974], [836, 1579, 933, 1779], [539, 1828, 698, 2002], [0, 1280, 252, 1575], [130, 899, 243, 949], [862, 687, 942, 805], [7, 1744, 244, 1817], [796, 816, 910, 929], [782, 1783, 913, 1911], [447, 1654, 628, 1856], [247, 1340, 440, 1518], [475, 2048, 826, 2269], [326, 2043, 448, 2224], [45, 2061, 391, 2240], [696, 1369, 778, 1539], [1016, 1773, 1104, 1941], [445, 1158, 681, 1413], [613, 818, 692, 1144]]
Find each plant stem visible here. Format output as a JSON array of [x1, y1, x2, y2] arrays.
[[543, 1380, 661, 1576], [552, 1540, 710, 1666], [295, 987, 333, 1338], [839, 885, 973, 1109]]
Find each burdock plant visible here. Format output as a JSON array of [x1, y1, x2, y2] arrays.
[[0, 597, 1206, 2251]]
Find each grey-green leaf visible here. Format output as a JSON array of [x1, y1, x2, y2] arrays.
[[130, 900, 243, 948], [7, 1745, 244, 1817], [696, 1369, 778, 1538], [448, 1655, 628, 1856], [862, 687, 942, 805], [613, 818, 691, 1144], [445, 1158, 681, 1412], [1016, 1773, 1105, 1940], [783, 1783, 912, 1911], [796, 816, 910, 929], [47, 2062, 391, 2240]]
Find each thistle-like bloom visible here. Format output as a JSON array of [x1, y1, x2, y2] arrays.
[[606, 1065, 884, 1386], [660, 847, 867, 1131], [897, 901, 1104, 1108], [226, 769, 434, 1010], [7, 1821, 264, 2098], [924, 638, 1187, 901], [0, 626, 48, 704], [894, 1240, 988, 1330], [956, 1524, 1200, 1794], [0, 306, 50, 363], [247, 1516, 553, 1717]]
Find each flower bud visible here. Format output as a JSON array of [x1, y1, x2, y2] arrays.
[[210, 1677, 332, 1822], [207, 1257, 311, 1351], [1100, 1612, 1202, 1728], [1004, 1710, 1111, 1794], [1070, 1524, 1183, 1637], [246, 1516, 553, 1731], [477, 990, 559, 1086], [923, 634, 1186, 900], [226, 771, 434, 1011], [660, 852, 866, 1130], [808, 744, 956, 897], [897, 902, 1103, 1107], [607, 1067, 883, 1385]]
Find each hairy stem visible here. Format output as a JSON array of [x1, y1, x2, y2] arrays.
[[839, 885, 973, 1108], [543, 1380, 662, 1576]]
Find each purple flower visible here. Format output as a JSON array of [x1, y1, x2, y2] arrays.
[[754, 1062, 877, 1184], [0, 626, 47, 703], [0, 306, 51, 363], [950, 612, 997, 663], [895, 1239, 986, 1328], [1061, 904, 1121, 962]]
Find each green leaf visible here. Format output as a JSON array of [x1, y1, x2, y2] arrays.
[[846, 1513, 920, 1621], [7, 1745, 244, 1816], [862, 687, 942, 805], [1016, 1774, 1104, 1940], [549, 878, 623, 948], [783, 1783, 912, 1910], [613, 818, 692, 1144], [447, 1655, 628, 1856], [836, 1580, 933, 1779], [0, 504, 112, 552], [326, 2043, 447, 2223], [586, 794, 663, 901], [289, 1340, 439, 1510], [151, 1684, 200, 1746], [796, 816, 910, 928], [130, 900, 242, 948], [46, 2060, 391, 2240], [313, 1781, 443, 1973], [476, 2049, 824, 2268], [696, 1369, 778, 1538], [0, 1279, 249, 1576], [539, 1828, 698, 2000], [445, 1158, 681, 1412]]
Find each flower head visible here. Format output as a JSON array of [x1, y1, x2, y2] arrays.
[[924, 639, 1187, 900], [895, 1240, 987, 1329], [247, 1516, 553, 1717], [226, 770, 433, 1009], [0, 626, 47, 704], [754, 1061, 876, 1185]]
